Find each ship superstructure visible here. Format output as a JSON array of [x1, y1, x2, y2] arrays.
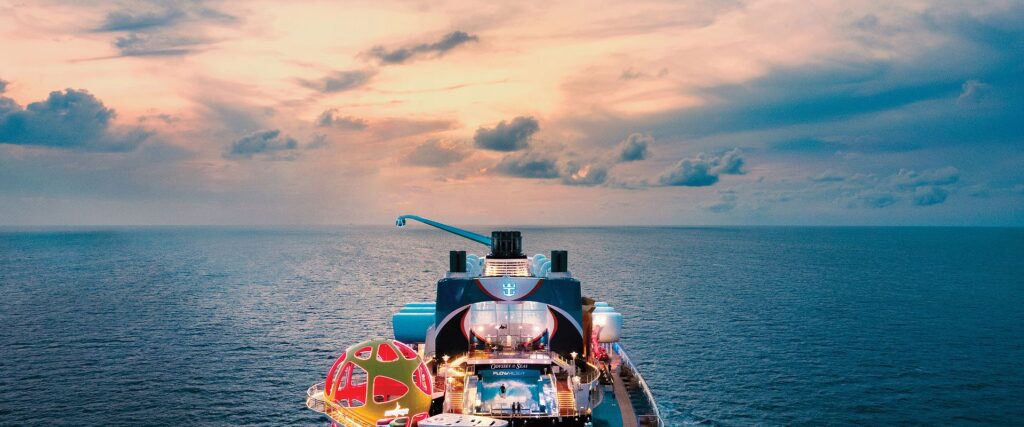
[[306, 216, 663, 427]]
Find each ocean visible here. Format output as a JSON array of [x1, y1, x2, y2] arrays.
[[1, 226, 1022, 426]]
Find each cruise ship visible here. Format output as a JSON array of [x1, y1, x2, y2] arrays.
[[305, 215, 663, 427]]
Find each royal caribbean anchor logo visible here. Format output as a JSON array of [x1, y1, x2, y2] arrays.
[[501, 276, 517, 297]]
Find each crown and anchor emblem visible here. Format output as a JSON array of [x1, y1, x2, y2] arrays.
[[501, 276, 517, 297]]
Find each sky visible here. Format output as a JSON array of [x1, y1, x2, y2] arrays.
[[0, 0, 1022, 226]]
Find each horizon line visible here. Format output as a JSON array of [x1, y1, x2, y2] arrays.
[[1, 223, 1021, 229]]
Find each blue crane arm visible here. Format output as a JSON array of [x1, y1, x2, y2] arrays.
[[395, 215, 492, 247]]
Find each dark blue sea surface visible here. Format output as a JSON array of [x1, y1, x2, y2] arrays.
[[1, 226, 1022, 426]]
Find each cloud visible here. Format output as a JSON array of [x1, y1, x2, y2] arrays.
[[493, 134, 731, 188], [770, 138, 844, 153], [494, 150, 560, 178], [313, 110, 456, 139], [571, 3, 1024, 162], [199, 98, 274, 135], [561, 161, 610, 186], [482, 132, 654, 186], [137, 113, 179, 125], [91, 2, 237, 57], [889, 166, 959, 189], [95, 8, 187, 32], [225, 129, 298, 159], [913, 186, 949, 206], [620, 68, 643, 80], [619, 67, 668, 81], [569, 61, 963, 146], [371, 118, 457, 140], [404, 139, 469, 167], [0, 79, 8, 93], [847, 191, 898, 209], [368, 31, 479, 65], [0, 89, 150, 152], [810, 170, 846, 182], [689, 63, 961, 137], [299, 70, 376, 93], [657, 157, 718, 187], [714, 148, 744, 175], [614, 133, 651, 162], [966, 185, 991, 199], [557, 133, 654, 186], [113, 32, 205, 56], [316, 109, 368, 130], [307, 134, 329, 149], [835, 166, 960, 208], [656, 149, 745, 187], [957, 79, 993, 105], [705, 191, 738, 213], [474, 116, 539, 151]]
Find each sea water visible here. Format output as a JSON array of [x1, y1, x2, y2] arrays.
[[1, 226, 1022, 425]]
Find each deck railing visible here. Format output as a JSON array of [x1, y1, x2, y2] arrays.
[[613, 343, 664, 427], [305, 381, 379, 427], [578, 362, 601, 384], [469, 348, 553, 361], [306, 382, 326, 413], [550, 352, 573, 371]]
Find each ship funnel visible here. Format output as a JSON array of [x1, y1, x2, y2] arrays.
[[551, 250, 568, 273], [449, 250, 467, 273], [490, 231, 523, 258]]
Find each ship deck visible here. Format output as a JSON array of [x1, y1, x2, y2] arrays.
[[591, 349, 637, 427]]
